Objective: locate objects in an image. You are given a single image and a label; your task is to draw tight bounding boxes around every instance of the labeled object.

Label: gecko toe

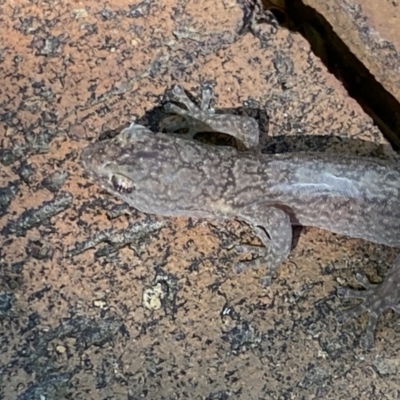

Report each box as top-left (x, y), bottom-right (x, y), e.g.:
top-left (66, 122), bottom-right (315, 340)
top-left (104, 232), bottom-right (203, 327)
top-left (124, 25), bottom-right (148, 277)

top-left (172, 84), bottom-right (184, 95)
top-left (354, 272), bottom-right (377, 290)
top-left (235, 244), bottom-right (266, 255)
top-left (232, 259), bottom-right (262, 274)
top-left (337, 302), bottom-right (368, 323)
top-left (361, 312), bottom-right (379, 349)
top-left (337, 286), bottom-right (370, 300)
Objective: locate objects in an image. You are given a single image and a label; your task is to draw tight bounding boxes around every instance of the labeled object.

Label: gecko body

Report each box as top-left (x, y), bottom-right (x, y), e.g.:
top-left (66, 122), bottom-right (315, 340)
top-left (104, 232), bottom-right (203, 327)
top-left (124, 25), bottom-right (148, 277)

top-left (81, 85), bottom-right (400, 348)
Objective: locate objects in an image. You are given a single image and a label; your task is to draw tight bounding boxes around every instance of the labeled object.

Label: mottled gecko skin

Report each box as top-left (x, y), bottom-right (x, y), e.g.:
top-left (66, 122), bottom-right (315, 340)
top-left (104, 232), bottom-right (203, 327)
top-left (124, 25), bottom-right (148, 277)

top-left (81, 85), bottom-right (400, 348)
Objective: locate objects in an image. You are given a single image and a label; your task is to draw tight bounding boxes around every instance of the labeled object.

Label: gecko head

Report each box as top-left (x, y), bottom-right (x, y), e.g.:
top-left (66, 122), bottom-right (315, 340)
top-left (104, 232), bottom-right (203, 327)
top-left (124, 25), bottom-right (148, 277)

top-left (80, 122), bottom-right (185, 214)
top-left (80, 123), bottom-right (150, 194)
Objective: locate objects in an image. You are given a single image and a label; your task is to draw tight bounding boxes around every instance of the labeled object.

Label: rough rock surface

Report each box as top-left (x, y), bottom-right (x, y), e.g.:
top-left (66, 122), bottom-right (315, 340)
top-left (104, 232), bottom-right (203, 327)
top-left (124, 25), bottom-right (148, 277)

top-left (302, 0), bottom-right (400, 104)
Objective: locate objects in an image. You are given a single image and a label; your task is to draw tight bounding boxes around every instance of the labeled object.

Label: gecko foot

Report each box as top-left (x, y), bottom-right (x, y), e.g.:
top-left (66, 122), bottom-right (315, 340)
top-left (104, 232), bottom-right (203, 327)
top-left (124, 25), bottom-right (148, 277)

top-left (168, 84), bottom-right (214, 112)
top-left (164, 84), bottom-right (260, 150)
top-left (163, 85), bottom-right (215, 139)
top-left (233, 244), bottom-right (281, 287)
top-left (337, 255), bottom-right (400, 348)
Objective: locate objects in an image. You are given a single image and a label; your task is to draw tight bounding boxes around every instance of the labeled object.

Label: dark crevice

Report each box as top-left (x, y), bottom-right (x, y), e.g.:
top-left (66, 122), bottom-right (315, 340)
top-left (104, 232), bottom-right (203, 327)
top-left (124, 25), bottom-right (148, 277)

top-left (262, 0), bottom-right (400, 150)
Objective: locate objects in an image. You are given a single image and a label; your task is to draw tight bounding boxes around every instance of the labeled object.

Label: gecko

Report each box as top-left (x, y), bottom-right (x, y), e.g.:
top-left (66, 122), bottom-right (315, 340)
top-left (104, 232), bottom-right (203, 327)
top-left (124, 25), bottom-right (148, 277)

top-left (81, 84), bottom-right (400, 348)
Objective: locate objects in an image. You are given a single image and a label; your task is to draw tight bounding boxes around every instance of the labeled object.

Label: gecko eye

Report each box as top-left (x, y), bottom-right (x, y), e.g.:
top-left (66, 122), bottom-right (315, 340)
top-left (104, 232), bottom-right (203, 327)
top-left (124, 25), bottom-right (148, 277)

top-left (111, 174), bottom-right (135, 193)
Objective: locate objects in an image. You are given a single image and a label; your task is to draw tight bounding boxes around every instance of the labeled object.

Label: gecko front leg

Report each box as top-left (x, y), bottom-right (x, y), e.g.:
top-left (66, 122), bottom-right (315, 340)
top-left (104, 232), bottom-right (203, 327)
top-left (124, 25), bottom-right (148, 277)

top-left (235, 203), bottom-right (293, 287)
